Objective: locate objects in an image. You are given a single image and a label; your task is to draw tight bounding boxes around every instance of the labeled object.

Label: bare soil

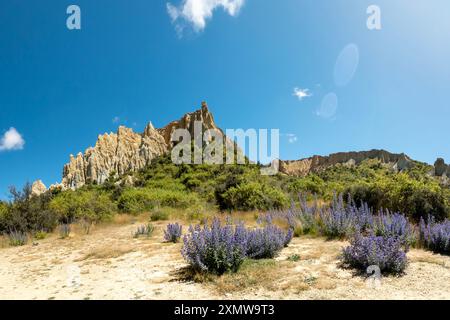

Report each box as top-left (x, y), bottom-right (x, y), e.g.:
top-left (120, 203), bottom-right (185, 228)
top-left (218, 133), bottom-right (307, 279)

top-left (0, 220), bottom-right (449, 300)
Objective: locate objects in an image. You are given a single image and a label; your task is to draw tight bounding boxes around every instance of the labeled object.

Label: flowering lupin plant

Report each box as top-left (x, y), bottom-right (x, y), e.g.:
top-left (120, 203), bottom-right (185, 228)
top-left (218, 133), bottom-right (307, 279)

top-left (342, 234), bottom-right (408, 274)
top-left (420, 217), bottom-right (450, 254)
top-left (320, 195), bottom-right (360, 239)
top-left (181, 218), bottom-right (248, 274)
top-left (164, 223), bottom-right (183, 243)
top-left (246, 224), bottom-right (292, 259)
top-left (373, 211), bottom-right (416, 247)
top-left (181, 217), bottom-right (293, 273)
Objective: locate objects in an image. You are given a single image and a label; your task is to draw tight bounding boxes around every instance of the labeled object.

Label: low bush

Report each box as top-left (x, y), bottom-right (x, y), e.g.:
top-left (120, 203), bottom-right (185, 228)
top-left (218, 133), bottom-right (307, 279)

top-left (1, 185), bottom-right (58, 234)
top-left (118, 188), bottom-right (202, 214)
top-left (246, 224), bottom-right (293, 259)
top-left (182, 218), bottom-right (248, 274)
top-left (117, 188), bottom-right (154, 214)
top-left (221, 182), bottom-right (288, 211)
top-left (287, 254), bottom-right (301, 262)
top-left (50, 189), bottom-right (116, 223)
top-left (150, 209), bottom-right (170, 221)
top-left (419, 217), bottom-right (450, 254)
top-left (345, 174), bottom-right (450, 222)
top-left (8, 230), bottom-right (28, 246)
top-left (342, 234), bottom-right (408, 274)
top-left (134, 223), bottom-right (155, 238)
top-left (34, 231), bottom-right (48, 240)
top-left (164, 223), bottom-right (183, 243)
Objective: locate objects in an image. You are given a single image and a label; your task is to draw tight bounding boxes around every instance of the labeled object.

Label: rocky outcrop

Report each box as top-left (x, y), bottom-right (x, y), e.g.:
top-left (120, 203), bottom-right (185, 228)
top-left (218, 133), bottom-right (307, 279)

top-left (61, 102), bottom-right (219, 190)
top-left (434, 158), bottom-right (450, 178)
top-left (157, 101), bottom-right (221, 147)
top-left (279, 149), bottom-right (414, 177)
top-left (31, 180), bottom-right (47, 197)
top-left (61, 123), bottom-right (168, 189)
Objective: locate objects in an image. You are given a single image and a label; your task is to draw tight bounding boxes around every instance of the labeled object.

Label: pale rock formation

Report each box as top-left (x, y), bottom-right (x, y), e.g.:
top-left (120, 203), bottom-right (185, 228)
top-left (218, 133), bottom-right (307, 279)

top-left (61, 102), bottom-right (220, 190)
top-left (31, 180), bottom-right (47, 197)
top-left (158, 101), bottom-right (221, 147)
top-left (62, 123), bottom-right (167, 189)
top-left (279, 149), bottom-right (414, 177)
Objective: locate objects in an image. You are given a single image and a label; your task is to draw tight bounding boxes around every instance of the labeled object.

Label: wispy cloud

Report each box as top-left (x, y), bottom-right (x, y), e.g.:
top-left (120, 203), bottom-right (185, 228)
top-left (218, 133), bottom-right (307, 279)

top-left (293, 87), bottom-right (312, 101)
top-left (112, 116), bottom-right (120, 124)
top-left (282, 133), bottom-right (298, 144)
top-left (0, 127), bottom-right (25, 151)
top-left (167, 0), bottom-right (245, 35)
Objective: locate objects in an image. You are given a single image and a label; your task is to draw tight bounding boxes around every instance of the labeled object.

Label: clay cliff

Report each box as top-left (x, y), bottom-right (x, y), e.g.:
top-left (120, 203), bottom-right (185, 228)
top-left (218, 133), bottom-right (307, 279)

top-left (60, 102), bottom-right (218, 190)
top-left (279, 150), bottom-right (415, 177)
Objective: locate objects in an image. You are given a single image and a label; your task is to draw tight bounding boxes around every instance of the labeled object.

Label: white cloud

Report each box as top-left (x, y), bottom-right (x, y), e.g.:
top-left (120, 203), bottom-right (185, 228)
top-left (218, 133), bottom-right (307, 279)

top-left (283, 133), bottom-right (298, 144)
top-left (167, 0), bottom-right (245, 34)
top-left (293, 87), bottom-right (312, 101)
top-left (0, 128), bottom-right (25, 151)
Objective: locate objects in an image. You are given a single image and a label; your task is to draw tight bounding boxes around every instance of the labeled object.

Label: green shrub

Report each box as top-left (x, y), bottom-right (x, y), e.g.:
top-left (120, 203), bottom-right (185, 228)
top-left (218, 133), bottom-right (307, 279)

top-left (34, 231), bottom-right (48, 240)
top-left (345, 174), bottom-right (450, 221)
top-left (150, 209), bottom-right (170, 221)
top-left (148, 189), bottom-right (201, 208)
top-left (50, 189), bottom-right (116, 223)
top-left (287, 254), bottom-right (301, 262)
top-left (288, 175), bottom-right (326, 196)
top-left (118, 188), bottom-right (202, 214)
top-left (221, 182), bottom-right (288, 211)
top-left (117, 188), bottom-right (155, 214)
top-left (0, 202), bottom-right (9, 231)
top-left (1, 184), bottom-right (58, 234)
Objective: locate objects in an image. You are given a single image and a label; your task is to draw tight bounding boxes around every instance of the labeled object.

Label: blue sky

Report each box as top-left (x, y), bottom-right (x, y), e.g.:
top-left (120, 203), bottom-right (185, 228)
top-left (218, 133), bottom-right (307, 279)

top-left (1, 0), bottom-right (450, 198)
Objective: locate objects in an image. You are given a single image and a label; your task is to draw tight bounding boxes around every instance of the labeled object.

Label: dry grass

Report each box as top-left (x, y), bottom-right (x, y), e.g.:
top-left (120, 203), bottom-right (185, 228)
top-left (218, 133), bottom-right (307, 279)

top-left (75, 245), bottom-right (135, 262)
top-left (186, 256), bottom-right (339, 296)
top-left (0, 235), bottom-right (9, 248)
top-left (409, 250), bottom-right (450, 269)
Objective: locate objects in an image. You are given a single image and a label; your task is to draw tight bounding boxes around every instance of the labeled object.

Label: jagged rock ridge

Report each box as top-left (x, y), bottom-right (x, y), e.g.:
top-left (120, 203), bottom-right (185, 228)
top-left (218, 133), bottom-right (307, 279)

top-left (279, 149), bottom-right (415, 177)
top-left (60, 102), bottom-right (219, 190)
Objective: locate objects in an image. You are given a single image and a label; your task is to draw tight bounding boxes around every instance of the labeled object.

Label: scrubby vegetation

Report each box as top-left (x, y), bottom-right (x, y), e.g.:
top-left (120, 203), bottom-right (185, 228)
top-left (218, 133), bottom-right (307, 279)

top-left (134, 223), bottom-right (155, 238)
top-left (0, 154), bottom-right (449, 250)
top-left (50, 189), bottom-right (116, 223)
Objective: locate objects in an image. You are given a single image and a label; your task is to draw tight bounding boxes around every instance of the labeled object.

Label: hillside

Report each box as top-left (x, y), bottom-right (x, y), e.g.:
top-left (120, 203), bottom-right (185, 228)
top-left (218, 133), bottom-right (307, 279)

top-left (1, 103), bottom-right (450, 239)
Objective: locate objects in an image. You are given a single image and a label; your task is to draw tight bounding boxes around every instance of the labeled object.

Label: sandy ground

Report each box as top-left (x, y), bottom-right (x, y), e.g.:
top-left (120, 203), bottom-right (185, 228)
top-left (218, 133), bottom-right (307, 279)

top-left (0, 220), bottom-right (449, 300)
